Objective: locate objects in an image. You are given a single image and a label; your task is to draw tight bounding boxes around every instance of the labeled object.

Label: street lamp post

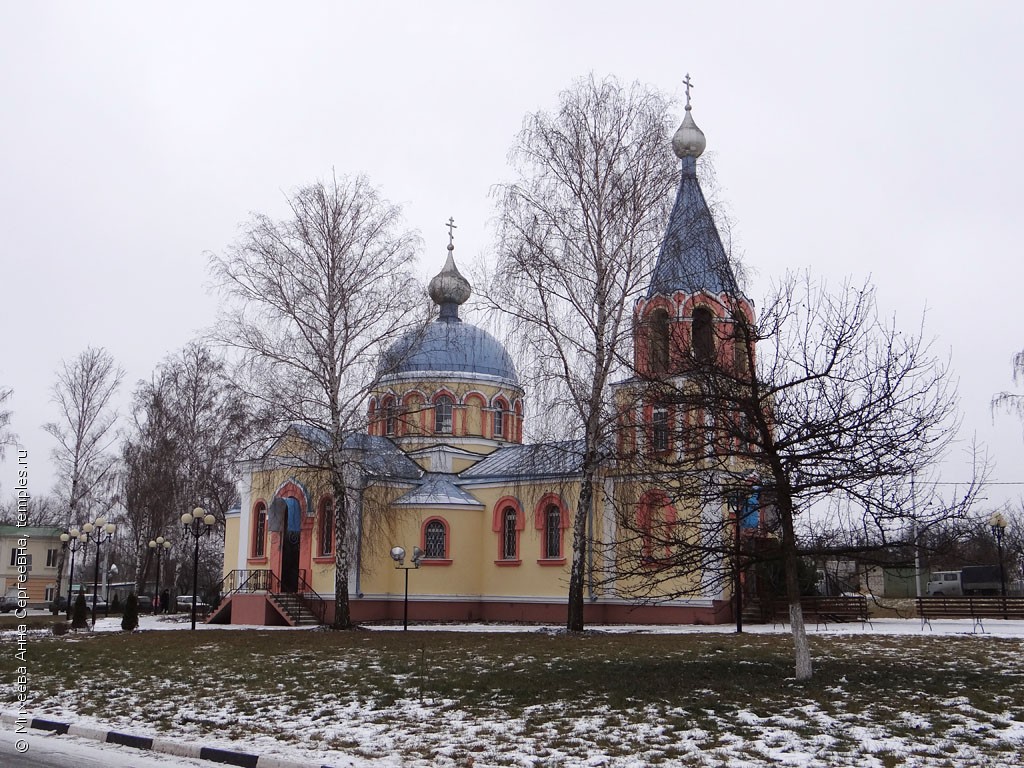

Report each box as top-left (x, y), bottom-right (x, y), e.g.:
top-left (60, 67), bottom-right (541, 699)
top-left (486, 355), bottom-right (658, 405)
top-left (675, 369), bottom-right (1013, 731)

top-left (390, 546), bottom-right (424, 631)
top-left (59, 528), bottom-right (86, 618)
top-left (81, 516), bottom-right (116, 628)
top-left (181, 507), bottom-right (216, 631)
top-left (148, 536), bottom-right (172, 614)
top-left (990, 512), bottom-right (1009, 599)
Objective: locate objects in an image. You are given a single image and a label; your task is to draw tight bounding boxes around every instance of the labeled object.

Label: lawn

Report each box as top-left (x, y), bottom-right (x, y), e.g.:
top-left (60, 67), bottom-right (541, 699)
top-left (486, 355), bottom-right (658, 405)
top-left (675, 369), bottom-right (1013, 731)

top-left (2, 623), bottom-right (1023, 766)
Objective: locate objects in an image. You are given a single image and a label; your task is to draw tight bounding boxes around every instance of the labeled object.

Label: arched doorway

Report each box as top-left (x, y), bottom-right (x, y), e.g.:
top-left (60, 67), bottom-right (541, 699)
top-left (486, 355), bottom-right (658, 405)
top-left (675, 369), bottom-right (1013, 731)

top-left (280, 497), bottom-right (302, 592)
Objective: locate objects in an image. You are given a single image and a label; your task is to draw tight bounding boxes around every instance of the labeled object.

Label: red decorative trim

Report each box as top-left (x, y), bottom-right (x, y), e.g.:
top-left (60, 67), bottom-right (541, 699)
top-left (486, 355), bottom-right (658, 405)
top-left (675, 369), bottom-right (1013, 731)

top-left (537, 558), bottom-right (566, 567)
top-left (312, 556), bottom-right (335, 564)
top-left (421, 559), bottom-right (453, 567)
top-left (246, 557), bottom-right (268, 565)
top-left (494, 559), bottom-right (522, 567)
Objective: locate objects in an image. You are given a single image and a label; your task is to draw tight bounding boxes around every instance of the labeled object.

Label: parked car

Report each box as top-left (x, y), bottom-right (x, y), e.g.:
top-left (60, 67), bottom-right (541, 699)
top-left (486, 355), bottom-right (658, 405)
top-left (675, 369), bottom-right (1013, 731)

top-left (0, 590), bottom-right (21, 613)
top-left (78, 595), bottom-right (108, 612)
top-left (136, 594), bottom-right (154, 612)
top-left (175, 595), bottom-right (210, 613)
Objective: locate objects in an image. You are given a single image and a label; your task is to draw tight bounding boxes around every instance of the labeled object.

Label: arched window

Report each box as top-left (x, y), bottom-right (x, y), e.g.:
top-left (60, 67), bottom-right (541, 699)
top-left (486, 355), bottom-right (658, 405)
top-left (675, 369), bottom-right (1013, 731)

top-left (650, 308), bottom-right (670, 372)
top-left (319, 498), bottom-right (334, 557)
top-left (434, 394), bottom-right (454, 434)
top-left (423, 519), bottom-right (447, 559)
top-left (652, 406), bottom-right (670, 453)
top-left (493, 399), bottom-right (508, 438)
top-left (692, 307), bottom-right (714, 363)
top-left (251, 502), bottom-right (267, 558)
top-left (382, 397), bottom-right (398, 436)
top-left (502, 507), bottom-right (518, 560)
top-left (544, 504), bottom-right (562, 559)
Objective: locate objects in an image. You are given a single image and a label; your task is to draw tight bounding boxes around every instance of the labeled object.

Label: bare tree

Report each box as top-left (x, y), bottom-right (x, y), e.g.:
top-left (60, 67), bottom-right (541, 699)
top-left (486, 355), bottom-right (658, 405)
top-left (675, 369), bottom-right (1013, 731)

top-left (120, 343), bottom-right (253, 594)
top-left (0, 386), bottom-right (14, 462)
top-left (993, 349), bottom-right (1024, 431)
top-left (0, 492), bottom-right (61, 526)
top-left (614, 273), bottom-right (965, 680)
top-left (44, 347), bottom-right (124, 608)
top-left (485, 74), bottom-right (679, 631)
top-left (210, 174), bottom-right (424, 628)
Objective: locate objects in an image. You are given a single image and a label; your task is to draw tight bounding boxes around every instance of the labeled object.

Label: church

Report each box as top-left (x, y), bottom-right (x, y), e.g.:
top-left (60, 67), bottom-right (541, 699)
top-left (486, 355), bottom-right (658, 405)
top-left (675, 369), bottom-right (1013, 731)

top-left (213, 97), bottom-right (761, 627)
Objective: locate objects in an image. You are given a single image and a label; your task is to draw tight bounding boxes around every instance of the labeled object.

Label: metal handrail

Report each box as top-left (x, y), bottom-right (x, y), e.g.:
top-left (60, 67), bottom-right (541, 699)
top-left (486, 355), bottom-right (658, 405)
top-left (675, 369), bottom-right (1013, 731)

top-left (214, 568), bottom-right (327, 624)
top-left (291, 569), bottom-right (328, 624)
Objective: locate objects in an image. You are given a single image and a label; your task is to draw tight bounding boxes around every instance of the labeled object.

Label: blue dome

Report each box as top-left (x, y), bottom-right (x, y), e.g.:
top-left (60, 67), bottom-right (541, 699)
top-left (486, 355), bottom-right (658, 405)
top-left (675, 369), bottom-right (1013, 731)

top-left (380, 319), bottom-right (519, 385)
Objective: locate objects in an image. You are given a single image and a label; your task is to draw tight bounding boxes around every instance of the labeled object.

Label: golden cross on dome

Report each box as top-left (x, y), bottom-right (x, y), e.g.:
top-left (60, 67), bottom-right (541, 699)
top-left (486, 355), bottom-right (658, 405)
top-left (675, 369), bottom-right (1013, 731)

top-left (446, 216), bottom-right (457, 248)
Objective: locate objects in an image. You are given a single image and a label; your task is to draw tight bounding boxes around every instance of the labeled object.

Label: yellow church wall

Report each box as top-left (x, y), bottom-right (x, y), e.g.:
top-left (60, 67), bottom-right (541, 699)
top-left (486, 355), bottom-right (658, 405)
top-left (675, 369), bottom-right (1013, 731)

top-left (360, 504), bottom-right (487, 597)
top-left (223, 513), bottom-right (240, 577)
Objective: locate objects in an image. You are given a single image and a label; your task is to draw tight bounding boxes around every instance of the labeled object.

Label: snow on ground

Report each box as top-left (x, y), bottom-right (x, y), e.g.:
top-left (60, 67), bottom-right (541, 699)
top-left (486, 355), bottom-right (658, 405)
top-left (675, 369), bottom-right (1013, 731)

top-left (65, 610), bottom-right (1024, 638)
top-left (6, 612), bottom-right (1024, 767)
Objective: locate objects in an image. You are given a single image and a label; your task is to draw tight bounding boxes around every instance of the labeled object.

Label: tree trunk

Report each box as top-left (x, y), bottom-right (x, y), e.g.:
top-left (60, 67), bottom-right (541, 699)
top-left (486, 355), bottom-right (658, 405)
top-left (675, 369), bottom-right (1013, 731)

top-left (567, 463), bottom-right (597, 632)
top-left (331, 470), bottom-right (352, 629)
top-left (779, 500), bottom-right (812, 680)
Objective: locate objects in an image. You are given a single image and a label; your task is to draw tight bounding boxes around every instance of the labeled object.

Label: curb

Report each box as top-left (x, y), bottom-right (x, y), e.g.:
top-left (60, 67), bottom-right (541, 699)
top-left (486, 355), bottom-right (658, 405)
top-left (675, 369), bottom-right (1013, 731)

top-left (0, 712), bottom-right (337, 767)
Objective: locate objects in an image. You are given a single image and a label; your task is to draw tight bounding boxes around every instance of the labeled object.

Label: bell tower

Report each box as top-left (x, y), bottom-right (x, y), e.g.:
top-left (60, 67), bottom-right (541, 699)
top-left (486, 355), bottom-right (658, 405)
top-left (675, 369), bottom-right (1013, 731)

top-left (634, 76), bottom-right (753, 379)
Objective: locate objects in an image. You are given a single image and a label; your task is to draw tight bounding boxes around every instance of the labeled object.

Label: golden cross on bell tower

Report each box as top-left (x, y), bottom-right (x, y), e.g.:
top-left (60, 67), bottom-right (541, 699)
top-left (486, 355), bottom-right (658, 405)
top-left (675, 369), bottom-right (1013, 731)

top-left (683, 73), bottom-right (694, 110)
top-left (446, 216), bottom-right (457, 249)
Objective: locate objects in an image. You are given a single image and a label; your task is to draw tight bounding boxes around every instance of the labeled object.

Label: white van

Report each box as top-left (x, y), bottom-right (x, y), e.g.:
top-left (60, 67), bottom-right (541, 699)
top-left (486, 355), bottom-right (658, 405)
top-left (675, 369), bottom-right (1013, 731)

top-left (926, 571), bottom-right (962, 596)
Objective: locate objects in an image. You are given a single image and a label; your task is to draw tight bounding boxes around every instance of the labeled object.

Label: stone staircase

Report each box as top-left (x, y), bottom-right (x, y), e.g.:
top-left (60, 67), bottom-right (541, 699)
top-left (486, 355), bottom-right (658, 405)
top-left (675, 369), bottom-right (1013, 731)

top-left (269, 592), bottom-right (323, 626)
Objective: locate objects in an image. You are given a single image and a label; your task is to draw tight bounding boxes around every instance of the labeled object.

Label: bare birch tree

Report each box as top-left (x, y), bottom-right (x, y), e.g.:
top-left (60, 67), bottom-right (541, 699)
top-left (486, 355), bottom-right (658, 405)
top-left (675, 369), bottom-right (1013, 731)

top-left (210, 174), bottom-right (423, 629)
top-left (614, 273), bottom-right (964, 679)
top-left (484, 74), bottom-right (679, 631)
top-left (44, 346), bottom-right (124, 603)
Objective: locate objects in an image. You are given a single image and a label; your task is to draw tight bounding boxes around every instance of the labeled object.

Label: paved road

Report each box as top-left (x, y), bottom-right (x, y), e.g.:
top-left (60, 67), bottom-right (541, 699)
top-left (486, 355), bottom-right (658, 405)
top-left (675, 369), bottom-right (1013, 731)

top-left (0, 727), bottom-right (208, 767)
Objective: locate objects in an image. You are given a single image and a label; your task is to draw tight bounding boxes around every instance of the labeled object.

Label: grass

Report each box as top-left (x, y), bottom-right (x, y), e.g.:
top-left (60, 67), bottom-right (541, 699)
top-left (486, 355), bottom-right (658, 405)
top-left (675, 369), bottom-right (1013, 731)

top-left (1, 627), bottom-right (1023, 766)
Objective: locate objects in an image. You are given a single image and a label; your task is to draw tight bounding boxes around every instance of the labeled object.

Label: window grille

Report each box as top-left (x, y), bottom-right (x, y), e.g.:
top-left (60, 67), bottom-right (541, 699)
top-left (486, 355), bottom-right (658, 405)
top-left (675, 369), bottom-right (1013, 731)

top-left (545, 505), bottom-right (561, 558)
top-left (253, 505), bottom-right (267, 558)
top-left (424, 520), bottom-right (446, 559)
top-left (502, 507), bottom-right (518, 559)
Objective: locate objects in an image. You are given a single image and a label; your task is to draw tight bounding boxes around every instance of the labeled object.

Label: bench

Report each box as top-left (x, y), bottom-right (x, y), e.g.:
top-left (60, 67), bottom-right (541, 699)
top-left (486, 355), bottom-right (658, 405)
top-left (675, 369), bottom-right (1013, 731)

top-left (769, 595), bottom-right (871, 629)
top-left (917, 596), bottom-right (1024, 633)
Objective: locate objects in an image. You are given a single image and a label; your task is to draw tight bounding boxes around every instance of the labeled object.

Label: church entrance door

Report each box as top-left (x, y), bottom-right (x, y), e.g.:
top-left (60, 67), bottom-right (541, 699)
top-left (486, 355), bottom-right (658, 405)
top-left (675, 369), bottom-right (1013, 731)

top-left (281, 497), bottom-right (301, 593)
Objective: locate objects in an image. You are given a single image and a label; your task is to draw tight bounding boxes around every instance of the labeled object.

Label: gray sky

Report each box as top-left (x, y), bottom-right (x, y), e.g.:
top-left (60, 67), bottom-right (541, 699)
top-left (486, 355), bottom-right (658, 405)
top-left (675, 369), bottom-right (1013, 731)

top-left (2, 1), bottom-right (1022, 513)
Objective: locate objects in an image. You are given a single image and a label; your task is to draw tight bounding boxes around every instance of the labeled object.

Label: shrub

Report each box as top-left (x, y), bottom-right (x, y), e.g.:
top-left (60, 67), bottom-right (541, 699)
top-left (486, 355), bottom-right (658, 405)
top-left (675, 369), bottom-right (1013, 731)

top-left (121, 592), bottom-right (139, 632)
top-left (51, 621), bottom-right (70, 636)
top-left (111, 593), bottom-right (121, 613)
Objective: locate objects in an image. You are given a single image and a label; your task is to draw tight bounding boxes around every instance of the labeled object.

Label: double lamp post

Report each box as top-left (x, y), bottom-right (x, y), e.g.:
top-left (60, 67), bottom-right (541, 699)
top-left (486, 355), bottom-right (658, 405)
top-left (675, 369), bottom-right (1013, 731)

top-left (181, 507), bottom-right (216, 631)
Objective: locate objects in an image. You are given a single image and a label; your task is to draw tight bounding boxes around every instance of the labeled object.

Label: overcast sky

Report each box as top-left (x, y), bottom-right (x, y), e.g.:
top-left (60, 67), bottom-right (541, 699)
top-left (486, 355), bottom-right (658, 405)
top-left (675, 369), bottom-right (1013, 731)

top-left (2, 1), bottom-right (1023, 514)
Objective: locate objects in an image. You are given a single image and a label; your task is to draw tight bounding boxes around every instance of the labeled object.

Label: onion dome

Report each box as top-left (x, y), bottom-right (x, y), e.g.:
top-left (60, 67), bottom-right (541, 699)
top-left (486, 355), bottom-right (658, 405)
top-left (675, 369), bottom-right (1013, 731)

top-left (672, 108), bottom-right (707, 159)
top-left (428, 246), bottom-right (471, 321)
top-left (379, 219), bottom-right (519, 385)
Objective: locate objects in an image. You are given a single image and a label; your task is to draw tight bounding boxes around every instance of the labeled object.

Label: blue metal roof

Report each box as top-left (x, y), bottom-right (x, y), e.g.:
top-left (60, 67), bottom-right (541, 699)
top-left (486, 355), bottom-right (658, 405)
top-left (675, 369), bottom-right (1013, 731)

top-left (647, 157), bottom-right (739, 298)
top-left (380, 318), bottom-right (519, 385)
